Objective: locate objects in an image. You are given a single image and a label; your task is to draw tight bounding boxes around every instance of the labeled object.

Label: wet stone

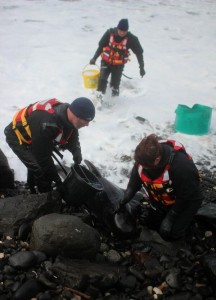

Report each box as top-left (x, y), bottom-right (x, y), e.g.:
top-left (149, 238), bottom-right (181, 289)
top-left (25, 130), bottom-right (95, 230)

top-left (9, 251), bottom-right (37, 269)
top-left (119, 274), bottom-right (137, 290)
top-left (12, 278), bottom-right (43, 300)
top-left (0, 167), bottom-right (215, 299)
top-left (165, 268), bottom-right (181, 289)
top-left (106, 249), bottom-right (121, 263)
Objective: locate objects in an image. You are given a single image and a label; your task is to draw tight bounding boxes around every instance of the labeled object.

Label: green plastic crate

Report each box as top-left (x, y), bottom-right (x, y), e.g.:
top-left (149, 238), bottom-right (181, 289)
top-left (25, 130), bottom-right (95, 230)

top-left (174, 104), bottom-right (212, 135)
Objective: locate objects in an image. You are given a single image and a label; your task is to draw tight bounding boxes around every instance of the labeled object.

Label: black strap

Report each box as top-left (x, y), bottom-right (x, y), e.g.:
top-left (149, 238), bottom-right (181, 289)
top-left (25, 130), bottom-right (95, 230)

top-left (167, 150), bottom-right (176, 166)
top-left (53, 146), bottom-right (63, 159)
top-left (51, 152), bottom-right (67, 176)
top-left (122, 73), bottom-right (132, 79)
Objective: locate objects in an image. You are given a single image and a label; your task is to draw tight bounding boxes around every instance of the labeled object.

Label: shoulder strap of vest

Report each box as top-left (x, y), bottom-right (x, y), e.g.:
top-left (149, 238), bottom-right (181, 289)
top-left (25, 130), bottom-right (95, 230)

top-left (12, 106), bottom-right (32, 144)
top-left (162, 140), bottom-right (191, 166)
top-left (167, 150), bottom-right (176, 166)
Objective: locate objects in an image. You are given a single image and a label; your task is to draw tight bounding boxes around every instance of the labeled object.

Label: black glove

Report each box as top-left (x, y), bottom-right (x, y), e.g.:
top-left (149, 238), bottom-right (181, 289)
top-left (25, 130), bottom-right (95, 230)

top-left (114, 200), bottom-right (126, 214)
top-left (115, 189), bottom-right (132, 213)
top-left (73, 149), bottom-right (82, 165)
top-left (55, 179), bottom-right (66, 200)
top-left (140, 66), bottom-right (146, 78)
top-left (159, 209), bottom-right (177, 241)
top-left (89, 58), bottom-right (96, 65)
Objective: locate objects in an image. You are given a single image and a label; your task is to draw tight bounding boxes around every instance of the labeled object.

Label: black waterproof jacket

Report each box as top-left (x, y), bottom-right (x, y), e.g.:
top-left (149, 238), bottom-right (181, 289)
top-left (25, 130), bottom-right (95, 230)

top-left (5, 103), bottom-right (81, 185)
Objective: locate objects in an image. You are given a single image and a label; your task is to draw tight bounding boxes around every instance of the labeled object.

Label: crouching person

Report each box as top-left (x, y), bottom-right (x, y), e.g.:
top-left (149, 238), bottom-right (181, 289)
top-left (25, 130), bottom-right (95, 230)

top-left (118, 134), bottom-right (203, 241)
top-left (4, 97), bottom-right (95, 195)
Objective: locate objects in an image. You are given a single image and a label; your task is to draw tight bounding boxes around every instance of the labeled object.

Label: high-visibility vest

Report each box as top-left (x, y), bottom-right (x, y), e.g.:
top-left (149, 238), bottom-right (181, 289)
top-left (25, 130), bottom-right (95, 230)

top-left (137, 140), bottom-right (192, 206)
top-left (101, 33), bottom-right (130, 65)
top-left (12, 98), bottom-right (73, 145)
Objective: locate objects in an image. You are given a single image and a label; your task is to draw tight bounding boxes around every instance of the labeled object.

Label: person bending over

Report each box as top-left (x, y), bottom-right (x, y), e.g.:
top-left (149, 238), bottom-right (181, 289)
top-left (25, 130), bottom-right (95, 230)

top-left (118, 134), bottom-right (203, 241)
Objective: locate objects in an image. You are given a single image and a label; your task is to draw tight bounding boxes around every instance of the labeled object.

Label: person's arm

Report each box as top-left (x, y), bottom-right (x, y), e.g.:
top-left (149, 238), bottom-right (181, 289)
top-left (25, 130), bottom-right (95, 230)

top-left (65, 130), bottom-right (82, 165)
top-left (90, 29), bottom-right (111, 64)
top-left (123, 163), bottom-right (143, 204)
top-left (128, 33), bottom-right (145, 77)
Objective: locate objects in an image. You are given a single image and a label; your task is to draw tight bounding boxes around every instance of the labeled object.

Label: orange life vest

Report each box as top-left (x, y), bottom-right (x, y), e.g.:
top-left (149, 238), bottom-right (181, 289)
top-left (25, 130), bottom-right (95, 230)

top-left (137, 140), bottom-right (192, 206)
top-left (101, 33), bottom-right (130, 65)
top-left (12, 98), bottom-right (73, 145)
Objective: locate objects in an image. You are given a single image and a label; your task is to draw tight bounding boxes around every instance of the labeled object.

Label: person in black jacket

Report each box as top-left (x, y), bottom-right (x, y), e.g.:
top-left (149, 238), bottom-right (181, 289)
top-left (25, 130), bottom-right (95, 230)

top-left (4, 97), bottom-right (95, 194)
top-left (118, 134), bottom-right (203, 241)
top-left (89, 19), bottom-right (145, 98)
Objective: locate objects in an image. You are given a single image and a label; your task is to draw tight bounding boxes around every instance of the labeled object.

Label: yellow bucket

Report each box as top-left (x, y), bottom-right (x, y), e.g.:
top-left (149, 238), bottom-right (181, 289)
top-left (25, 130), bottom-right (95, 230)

top-left (82, 64), bottom-right (100, 89)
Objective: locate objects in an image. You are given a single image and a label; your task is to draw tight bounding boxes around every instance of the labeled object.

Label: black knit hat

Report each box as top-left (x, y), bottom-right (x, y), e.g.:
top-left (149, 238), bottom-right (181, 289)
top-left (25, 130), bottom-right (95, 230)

top-left (69, 97), bottom-right (95, 121)
top-left (117, 19), bottom-right (129, 31)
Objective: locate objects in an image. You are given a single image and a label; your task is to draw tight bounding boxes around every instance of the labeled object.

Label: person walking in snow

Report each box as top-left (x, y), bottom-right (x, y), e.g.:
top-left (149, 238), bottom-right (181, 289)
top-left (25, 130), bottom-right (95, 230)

top-left (89, 19), bottom-right (145, 99)
top-left (117, 134), bottom-right (203, 241)
top-left (4, 97), bottom-right (95, 194)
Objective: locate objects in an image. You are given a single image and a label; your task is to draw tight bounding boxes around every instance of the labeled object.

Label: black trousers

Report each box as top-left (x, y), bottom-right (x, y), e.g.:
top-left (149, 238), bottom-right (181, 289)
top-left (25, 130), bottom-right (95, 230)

top-left (4, 124), bottom-right (52, 193)
top-left (97, 60), bottom-right (124, 94)
top-left (145, 198), bottom-right (202, 241)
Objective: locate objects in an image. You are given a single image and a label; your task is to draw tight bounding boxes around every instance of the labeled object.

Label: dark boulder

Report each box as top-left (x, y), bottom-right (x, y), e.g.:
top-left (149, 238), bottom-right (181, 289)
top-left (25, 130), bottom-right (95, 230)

top-left (51, 256), bottom-right (123, 290)
top-left (30, 213), bottom-right (101, 259)
top-left (0, 148), bottom-right (15, 190)
top-left (196, 203), bottom-right (216, 229)
top-left (0, 191), bottom-right (61, 236)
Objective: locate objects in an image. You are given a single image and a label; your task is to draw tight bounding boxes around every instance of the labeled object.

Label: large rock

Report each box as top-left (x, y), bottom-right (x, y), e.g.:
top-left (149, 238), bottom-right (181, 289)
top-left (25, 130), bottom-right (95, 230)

top-left (196, 203), bottom-right (216, 229)
top-left (0, 148), bottom-right (15, 189)
top-left (0, 191), bottom-right (61, 236)
top-left (51, 256), bottom-right (123, 289)
top-left (201, 253), bottom-right (216, 288)
top-left (30, 213), bottom-right (100, 259)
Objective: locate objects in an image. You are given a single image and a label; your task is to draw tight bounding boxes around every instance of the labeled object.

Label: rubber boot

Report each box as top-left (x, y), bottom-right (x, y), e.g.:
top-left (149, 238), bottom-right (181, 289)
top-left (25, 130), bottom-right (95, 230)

top-left (112, 88), bottom-right (119, 97)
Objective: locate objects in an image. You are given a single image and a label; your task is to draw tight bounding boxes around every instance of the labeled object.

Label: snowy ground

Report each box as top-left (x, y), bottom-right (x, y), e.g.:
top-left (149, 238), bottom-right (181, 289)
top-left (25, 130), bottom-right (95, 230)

top-left (0, 0), bottom-right (215, 187)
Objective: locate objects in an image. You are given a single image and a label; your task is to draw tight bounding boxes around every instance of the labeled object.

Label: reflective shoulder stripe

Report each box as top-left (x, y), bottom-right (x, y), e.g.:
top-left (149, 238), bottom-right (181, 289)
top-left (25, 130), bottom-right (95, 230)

top-left (138, 164), bottom-right (143, 177)
top-left (12, 110), bottom-right (20, 130)
top-left (109, 34), bottom-right (114, 43)
top-left (32, 102), bottom-right (39, 112)
top-left (122, 37), bottom-right (128, 46)
top-left (55, 132), bottom-right (63, 142)
top-left (103, 52), bottom-right (110, 58)
top-left (163, 169), bottom-right (170, 181)
top-left (44, 102), bottom-right (52, 111)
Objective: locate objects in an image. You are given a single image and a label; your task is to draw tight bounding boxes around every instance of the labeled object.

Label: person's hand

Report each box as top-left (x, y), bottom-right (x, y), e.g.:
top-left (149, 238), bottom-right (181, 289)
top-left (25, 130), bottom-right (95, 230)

top-left (73, 149), bottom-right (82, 165)
top-left (159, 210), bottom-right (177, 241)
top-left (89, 58), bottom-right (96, 65)
top-left (114, 190), bottom-right (132, 213)
top-left (55, 180), bottom-right (66, 200)
top-left (114, 199), bottom-right (126, 214)
top-left (140, 66), bottom-right (146, 78)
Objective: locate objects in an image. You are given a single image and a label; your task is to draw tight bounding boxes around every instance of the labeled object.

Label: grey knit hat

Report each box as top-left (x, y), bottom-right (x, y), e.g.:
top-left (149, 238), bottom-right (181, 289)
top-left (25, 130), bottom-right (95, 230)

top-left (69, 97), bottom-right (95, 121)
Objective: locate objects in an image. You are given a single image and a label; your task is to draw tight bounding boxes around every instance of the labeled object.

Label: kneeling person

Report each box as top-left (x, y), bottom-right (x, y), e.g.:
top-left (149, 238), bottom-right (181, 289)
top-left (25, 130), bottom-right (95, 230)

top-left (119, 134), bottom-right (203, 241)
